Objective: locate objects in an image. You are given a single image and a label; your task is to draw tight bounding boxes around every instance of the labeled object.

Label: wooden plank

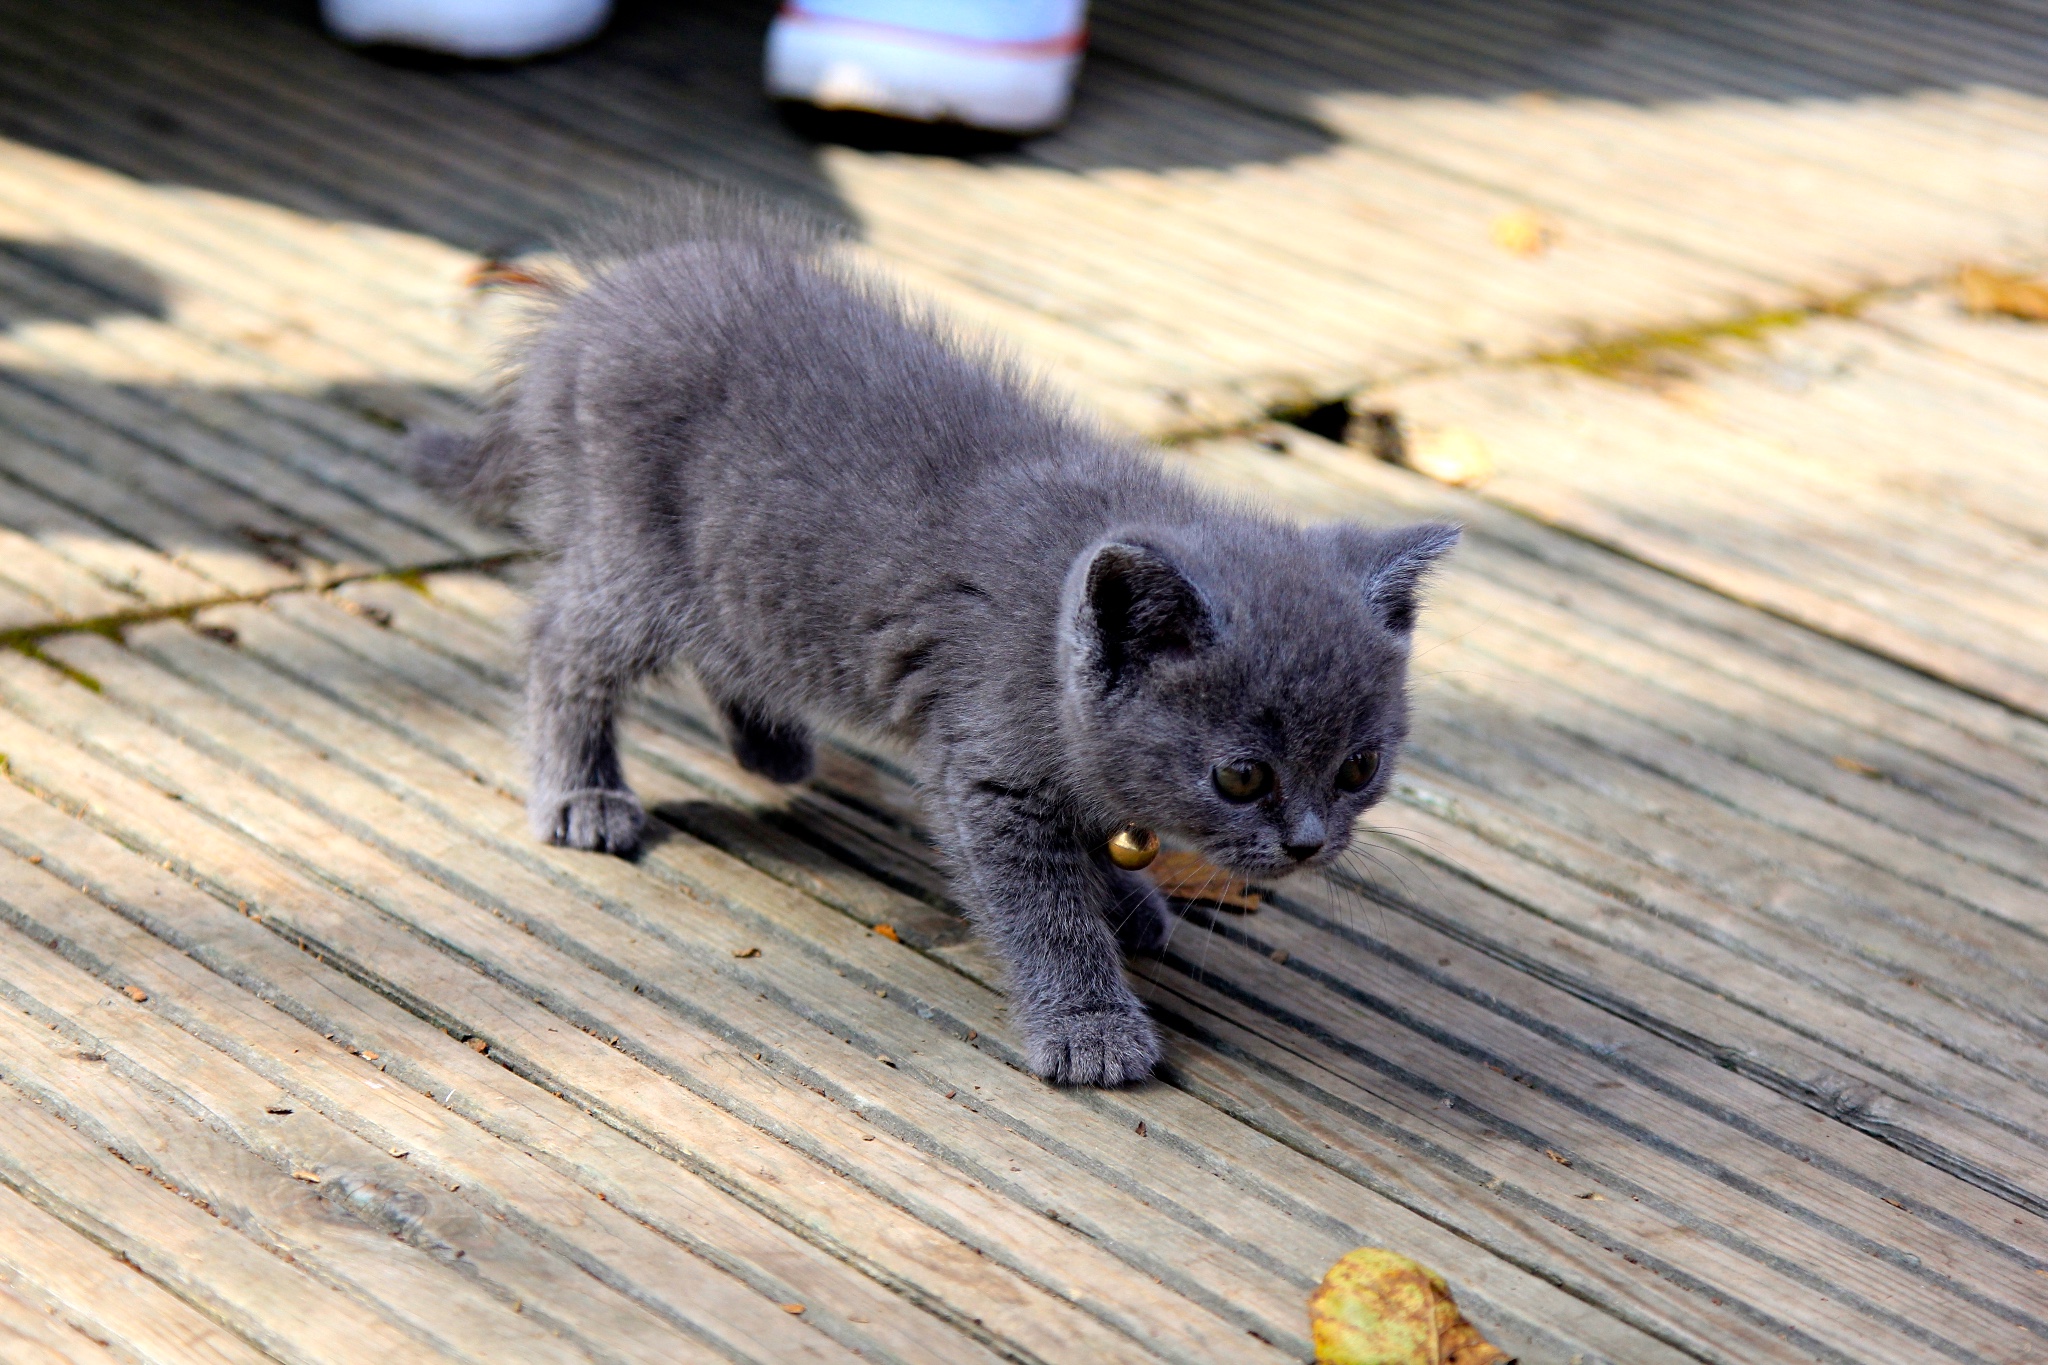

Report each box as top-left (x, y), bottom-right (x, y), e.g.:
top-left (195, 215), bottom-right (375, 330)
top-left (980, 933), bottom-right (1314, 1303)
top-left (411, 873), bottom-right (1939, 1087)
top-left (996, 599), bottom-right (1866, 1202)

top-left (1356, 364), bottom-right (2048, 713)
top-left (1183, 429), bottom-right (2048, 770)
top-left (0, 893), bottom-right (736, 1365)
top-left (12, 0), bottom-right (2034, 436)
top-left (0, 663), bottom-right (1175, 1365)
top-left (0, 479), bottom-right (146, 623)
top-left (1427, 569), bottom-right (2048, 856)
top-left (1174, 437), bottom-right (2048, 1140)
top-left (4, 0), bottom-right (2048, 447)
top-left (347, 558), bottom-right (2048, 1155)
top-left (104, 598), bottom-right (1942, 1362)
top-left (293, 566), bottom-right (2048, 1155)
top-left (0, 3), bottom-right (2042, 1359)
top-left (0, 1276), bottom-right (119, 1365)
top-left (0, 763), bottom-right (1004, 1365)
top-left (176, 601), bottom-right (2048, 1358)
top-left (0, 429), bottom-right (298, 603)
top-left (0, 1180), bottom-right (271, 1365)
top-left (0, 1080), bottom-right (434, 1363)
top-left (79, 607), bottom-right (1702, 1364)
top-left (1140, 902), bottom-right (2048, 1357)
top-left (0, 946), bottom-right (604, 1365)
top-left (356, 539), bottom-right (2048, 1175)
top-left (1397, 728), bottom-right (2048, 1135)
top-left (0, 372), bottom-right (460, 574)
top-left (15, 627), bottom-right (1328, 1363)
top-left (0, 375), bottom-right (377, 586)
top-left (1095, 0), bottom-right (2048, 260)
top-left (0, 137), bottom-right (481, 395)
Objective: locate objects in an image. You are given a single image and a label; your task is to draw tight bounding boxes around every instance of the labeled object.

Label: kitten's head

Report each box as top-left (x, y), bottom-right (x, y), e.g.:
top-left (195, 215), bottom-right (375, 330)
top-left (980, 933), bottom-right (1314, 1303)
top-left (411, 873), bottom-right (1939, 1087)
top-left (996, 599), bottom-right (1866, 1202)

top-left (1058, 518), bottom-right (1459, 879)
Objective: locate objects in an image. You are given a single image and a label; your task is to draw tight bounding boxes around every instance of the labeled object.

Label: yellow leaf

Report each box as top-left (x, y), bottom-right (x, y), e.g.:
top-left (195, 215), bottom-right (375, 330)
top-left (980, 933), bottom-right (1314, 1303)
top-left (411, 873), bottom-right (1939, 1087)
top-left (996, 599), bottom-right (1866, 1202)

top-left (1310, 1248), bottom-right (1512, 1365)
top-left (1957, 264), bottom-right (2048, 321)
top-left (1146, 849), bottom-right (1262, 912)
top-left (1488, 208), bottom-right (1555, 258)
top-left (1404, 426), bottom-right (1495, 488)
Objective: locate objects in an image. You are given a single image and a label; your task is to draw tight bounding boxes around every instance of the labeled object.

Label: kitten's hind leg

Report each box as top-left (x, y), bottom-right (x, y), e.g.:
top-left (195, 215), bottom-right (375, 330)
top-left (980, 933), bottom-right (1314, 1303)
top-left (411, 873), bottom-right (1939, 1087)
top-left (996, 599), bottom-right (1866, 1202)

top-left (717, 698), bottom-right (815, 784)
top-left (525, 570), bottom-right (661, 855)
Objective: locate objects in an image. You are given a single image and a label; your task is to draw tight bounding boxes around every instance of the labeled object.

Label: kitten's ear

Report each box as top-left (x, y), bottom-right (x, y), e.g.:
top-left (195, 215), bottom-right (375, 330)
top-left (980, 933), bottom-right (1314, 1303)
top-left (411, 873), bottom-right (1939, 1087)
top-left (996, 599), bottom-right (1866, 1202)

top-left (1073, 539), bottom-right (1217, 687)
top-left (1346, 522), bottom-right (1462, 633)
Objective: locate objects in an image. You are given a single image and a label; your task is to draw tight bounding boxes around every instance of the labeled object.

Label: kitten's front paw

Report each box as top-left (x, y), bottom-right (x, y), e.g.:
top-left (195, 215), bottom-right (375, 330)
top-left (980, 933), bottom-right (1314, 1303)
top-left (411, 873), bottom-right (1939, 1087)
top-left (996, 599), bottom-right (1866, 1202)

top-left (1027, 1004), bottom-right (1162, 1087)
top-left (534, 787), bottom-right (645, 856)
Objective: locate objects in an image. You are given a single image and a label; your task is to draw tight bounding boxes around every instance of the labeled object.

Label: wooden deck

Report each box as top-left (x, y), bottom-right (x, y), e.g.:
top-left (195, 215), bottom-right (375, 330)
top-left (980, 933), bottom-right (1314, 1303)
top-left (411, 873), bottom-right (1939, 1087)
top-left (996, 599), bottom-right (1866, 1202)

top-left (0, 0), bottom-right (2042, 1361)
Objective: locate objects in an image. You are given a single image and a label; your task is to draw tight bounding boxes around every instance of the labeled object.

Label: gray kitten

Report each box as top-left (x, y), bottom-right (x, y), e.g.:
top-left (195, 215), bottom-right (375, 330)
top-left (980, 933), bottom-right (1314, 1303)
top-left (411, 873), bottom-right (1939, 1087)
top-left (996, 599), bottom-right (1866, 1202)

top-left (411, 219), bottom-right (1457, 1087)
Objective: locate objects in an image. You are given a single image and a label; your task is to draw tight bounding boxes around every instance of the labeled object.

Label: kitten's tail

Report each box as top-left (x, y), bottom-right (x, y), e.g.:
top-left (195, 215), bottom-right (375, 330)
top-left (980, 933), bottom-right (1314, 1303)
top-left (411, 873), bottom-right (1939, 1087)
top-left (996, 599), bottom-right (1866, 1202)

top-left (405, 410), bottom-right (526, 526)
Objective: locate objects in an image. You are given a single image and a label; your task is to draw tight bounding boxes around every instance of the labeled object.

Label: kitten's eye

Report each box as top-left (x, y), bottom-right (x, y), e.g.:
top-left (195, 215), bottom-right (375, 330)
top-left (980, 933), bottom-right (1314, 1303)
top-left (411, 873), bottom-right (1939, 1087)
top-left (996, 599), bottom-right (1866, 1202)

top-left (1335, 749), bottom-right (1380, 793)
top-left (1212, 761), bottom-right (1275, 804)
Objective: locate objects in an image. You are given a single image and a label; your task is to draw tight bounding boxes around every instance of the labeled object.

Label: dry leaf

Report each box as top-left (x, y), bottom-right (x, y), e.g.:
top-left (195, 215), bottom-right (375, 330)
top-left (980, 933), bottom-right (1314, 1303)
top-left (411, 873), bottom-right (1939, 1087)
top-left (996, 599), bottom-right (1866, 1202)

top-left (1489, 208), bottom-right (1555, 258)
top-left (1403, 427), bottom-right (1495, 488)
top-left (1147, 850), bottom-right (1262, 911)
top-left (122, 985), bottom-right (148, 1003)
top-left (1310, 1248), bottom-right (1512, 1365)
top-left (467, 1037), bottom-right (488, 1053)
top-left (872, 923), bottom-right (901, 942)
top-left (732, 946), bottom-right (761, 958)
top-left (332, 597), bottom-right (393, 627)
top-left (1957, 265), bottom-right (2048, 321)
top-left (466, 257), bottom-right (567, 294)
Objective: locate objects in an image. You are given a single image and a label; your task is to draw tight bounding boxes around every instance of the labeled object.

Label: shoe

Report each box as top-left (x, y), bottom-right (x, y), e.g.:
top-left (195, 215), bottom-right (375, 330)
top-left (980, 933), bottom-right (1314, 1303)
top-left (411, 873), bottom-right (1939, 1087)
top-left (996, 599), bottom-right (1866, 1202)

top-left (322, 0), bottom-right (612, 59)
top-left (766, 0), bottom-right (1087, 135)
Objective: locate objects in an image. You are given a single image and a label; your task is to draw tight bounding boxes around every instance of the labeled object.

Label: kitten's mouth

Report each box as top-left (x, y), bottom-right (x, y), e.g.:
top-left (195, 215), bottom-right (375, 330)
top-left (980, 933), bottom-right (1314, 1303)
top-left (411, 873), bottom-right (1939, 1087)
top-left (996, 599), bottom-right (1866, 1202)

top-left (1208, 852), bottom-right (1318, 882)
top-left (1163, 836), bottom-right (1344, 884)
top-left (1252, 859), bottom-right (1320, 880)
top-left (1231, 844), bottom-right (1345, 880)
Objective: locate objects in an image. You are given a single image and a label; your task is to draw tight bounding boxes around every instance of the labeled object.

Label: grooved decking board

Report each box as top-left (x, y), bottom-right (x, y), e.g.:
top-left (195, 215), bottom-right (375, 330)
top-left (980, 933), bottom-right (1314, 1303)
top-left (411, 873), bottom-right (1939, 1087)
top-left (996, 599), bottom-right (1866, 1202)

top-left (1355, 295), bottom-right (2048, 719)
top-left (0, 532), bottom-right (2030, 1362)
top-left (0, 0), bottom-right (2043, 1361)
top-left (4, 0), bottom-right (2048, 434)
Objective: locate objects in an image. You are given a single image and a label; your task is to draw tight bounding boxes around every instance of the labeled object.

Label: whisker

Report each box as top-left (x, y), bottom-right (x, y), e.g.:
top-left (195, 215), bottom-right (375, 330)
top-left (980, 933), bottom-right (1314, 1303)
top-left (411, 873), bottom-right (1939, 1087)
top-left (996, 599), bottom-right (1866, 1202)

top-left (1330, 848), bottom-right (1398, 943)
top-left (1335, 837), bottom-right (1422, 908)
top-left (1186, 866), bottom-right (1229, 986)
top-left (1360, 807), bottom-right (1479, 881)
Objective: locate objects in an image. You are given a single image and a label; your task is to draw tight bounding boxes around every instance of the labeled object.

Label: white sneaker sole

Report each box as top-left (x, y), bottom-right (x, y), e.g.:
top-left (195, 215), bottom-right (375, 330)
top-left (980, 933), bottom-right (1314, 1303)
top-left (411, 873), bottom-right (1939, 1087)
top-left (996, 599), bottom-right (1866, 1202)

top-left (322, 0), bottom-right (611, 59)
top-left (766, 10), bottom-right (1082, 134)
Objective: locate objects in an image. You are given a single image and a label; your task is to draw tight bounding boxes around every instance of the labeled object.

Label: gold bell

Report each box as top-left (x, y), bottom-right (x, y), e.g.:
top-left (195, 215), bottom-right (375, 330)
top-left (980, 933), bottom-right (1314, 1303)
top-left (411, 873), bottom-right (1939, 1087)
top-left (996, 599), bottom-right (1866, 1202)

top-left (1107, 824), bottom-right (1160, 871)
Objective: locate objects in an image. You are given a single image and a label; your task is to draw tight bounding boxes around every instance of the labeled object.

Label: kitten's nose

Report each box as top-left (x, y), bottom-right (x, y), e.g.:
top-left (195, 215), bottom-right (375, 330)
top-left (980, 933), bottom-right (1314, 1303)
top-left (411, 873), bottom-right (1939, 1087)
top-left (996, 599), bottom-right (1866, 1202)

top-left (1283, 810), bottom-right (1326, 862)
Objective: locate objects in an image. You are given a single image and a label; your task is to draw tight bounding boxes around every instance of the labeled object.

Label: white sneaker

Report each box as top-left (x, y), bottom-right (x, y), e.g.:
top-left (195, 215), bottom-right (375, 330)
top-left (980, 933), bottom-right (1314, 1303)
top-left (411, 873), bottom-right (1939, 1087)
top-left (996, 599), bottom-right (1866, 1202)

top-left (766, 0), bottom-right (1088, 135)
top-left (322, 0), bottom-right (612, 59)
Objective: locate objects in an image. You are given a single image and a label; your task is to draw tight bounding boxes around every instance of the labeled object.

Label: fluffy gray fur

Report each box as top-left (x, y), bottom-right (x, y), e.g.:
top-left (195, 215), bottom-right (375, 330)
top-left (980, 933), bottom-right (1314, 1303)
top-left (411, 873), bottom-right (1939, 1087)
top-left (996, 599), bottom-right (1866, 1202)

top-left (411, 217), bottom-right (1458, 1087)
